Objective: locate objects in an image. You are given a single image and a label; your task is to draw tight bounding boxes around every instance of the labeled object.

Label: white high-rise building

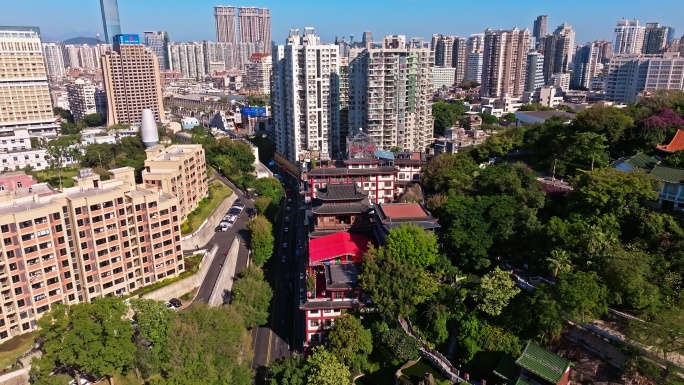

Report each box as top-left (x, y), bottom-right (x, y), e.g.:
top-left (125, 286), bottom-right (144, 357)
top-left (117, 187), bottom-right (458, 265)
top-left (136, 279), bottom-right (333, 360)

top-left (272, 28), bottom-right (340, 162)
top-left (432, 34), bottom-right (455, 67)
top-left (0, 26), bottom-right (58, 136)
top-left (66, 78), bottom-right (107, 121)
top-left (466, 34), bottom-right (485, 83)
top-left (238, 6), bottom-right (271, 53)
top-left (61, 44), bottom-right (101, 69)
top-left (525, 51), bottom-right (545, 92)
top-left (605, 53), bottom-right (684, 103)
top-left (481, 28), bottom-right (531, 97)
top-left (348, 35), bottom-right (434, 152)
top-left (613, 19), bottom-right (645, 54)
top-left (168, 42), bottom-right (206, 80)
top-left (42, 42), bottom-right (66, 79)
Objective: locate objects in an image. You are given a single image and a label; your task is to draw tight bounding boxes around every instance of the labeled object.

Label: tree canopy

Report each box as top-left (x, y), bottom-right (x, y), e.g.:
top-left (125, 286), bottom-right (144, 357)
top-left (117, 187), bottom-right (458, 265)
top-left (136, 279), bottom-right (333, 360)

top-left (327, 314), bottom-right (372, 371)
top-left (247, 216), bottom-right (274, 266)
top-left (473, 267), bottom-right (521, 316)
top-left (384, 223), bottom-right (440, 269)
top-left (231, 266), bottom-right (273, 328)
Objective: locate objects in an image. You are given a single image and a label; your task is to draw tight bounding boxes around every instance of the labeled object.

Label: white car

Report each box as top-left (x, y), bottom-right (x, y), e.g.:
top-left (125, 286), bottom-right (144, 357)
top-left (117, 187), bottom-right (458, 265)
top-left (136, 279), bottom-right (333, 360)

top-left (283, 242), bottom-right (288, 249)
top-left (284, 227), bottom-right (289, 233)
top-left (281, 254), bottom-right (286, 262)
top-left (286, 206), bottom-right (291, 212)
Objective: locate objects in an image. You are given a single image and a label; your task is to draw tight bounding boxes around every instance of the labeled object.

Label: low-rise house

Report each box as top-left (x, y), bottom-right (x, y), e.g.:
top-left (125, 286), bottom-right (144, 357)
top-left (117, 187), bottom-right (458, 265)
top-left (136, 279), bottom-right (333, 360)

top-left (310, 183), bottom-right (372, 239)
top-left (372, 202), bottom-right (440, 245)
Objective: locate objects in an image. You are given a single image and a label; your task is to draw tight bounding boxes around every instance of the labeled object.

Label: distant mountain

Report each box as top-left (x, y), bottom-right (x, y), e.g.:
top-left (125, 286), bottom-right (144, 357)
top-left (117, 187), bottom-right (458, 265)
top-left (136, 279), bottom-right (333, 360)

top-left (62, 36), bottom-right (100, 45)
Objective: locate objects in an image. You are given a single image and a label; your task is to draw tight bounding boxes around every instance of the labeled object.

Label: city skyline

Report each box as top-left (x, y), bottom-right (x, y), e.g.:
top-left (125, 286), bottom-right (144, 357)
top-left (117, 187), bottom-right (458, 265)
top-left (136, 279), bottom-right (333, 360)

top-left (2, 0), bottom-right (682, 45)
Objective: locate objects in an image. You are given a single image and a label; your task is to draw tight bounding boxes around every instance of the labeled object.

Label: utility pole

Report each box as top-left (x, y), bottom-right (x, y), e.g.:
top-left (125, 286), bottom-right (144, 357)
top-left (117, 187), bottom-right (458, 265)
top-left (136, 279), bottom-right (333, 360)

top-left (591, 157), bottom-right (594, 171)
top-left (551, 159), bottom-right (557, 184)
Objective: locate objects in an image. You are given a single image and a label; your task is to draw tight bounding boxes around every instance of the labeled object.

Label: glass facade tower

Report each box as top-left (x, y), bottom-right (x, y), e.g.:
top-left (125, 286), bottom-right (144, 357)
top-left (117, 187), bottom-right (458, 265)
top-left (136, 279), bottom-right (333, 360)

top-left (100, 0), bottom-right (121, 44)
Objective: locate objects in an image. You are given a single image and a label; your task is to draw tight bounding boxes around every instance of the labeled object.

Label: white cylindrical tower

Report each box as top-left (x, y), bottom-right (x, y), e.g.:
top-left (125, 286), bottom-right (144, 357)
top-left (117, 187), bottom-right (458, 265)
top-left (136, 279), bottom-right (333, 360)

top-left (140, 109), bottom-right (159, 147)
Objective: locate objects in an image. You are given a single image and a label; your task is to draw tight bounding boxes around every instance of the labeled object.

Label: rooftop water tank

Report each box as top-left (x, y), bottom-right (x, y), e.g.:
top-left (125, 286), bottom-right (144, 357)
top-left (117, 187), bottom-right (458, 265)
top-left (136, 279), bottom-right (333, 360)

top-left (140, 109), bottom-right (159, 148)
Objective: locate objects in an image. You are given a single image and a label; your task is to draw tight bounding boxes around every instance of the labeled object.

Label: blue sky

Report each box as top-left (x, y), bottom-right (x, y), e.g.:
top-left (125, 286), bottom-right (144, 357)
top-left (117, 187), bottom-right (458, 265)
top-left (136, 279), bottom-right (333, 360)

top-left (1, 0), bottom-right (682, 44)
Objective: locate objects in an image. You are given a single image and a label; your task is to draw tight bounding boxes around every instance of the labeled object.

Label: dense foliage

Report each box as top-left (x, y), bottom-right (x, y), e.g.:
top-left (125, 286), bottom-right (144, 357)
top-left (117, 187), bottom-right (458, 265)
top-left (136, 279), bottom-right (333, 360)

top-left (247, 216), bottom-right (275, 266)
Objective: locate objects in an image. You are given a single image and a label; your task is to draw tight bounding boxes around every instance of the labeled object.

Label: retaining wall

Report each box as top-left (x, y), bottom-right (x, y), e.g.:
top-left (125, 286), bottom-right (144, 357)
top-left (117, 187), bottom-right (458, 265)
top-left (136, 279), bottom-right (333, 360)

top-left (141, 244), bottom-right (219, 302)
top-left (208, 238), bottom-right (240, 306)
top-left (181, 193), bottom-right (237, 250)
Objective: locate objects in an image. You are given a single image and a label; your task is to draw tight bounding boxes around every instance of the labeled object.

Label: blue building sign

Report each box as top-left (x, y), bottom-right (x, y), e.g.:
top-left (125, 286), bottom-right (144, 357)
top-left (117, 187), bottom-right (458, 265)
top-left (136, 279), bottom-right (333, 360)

top-left (241, 106), bottom-right (267, 117)
top-left (113, 34), bottom-right (140, 45)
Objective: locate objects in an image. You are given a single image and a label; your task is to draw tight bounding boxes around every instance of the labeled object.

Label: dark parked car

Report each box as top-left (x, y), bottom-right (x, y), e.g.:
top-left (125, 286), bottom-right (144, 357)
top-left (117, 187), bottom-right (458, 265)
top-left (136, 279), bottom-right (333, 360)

top-left (169, 298), bottom-right (182, 308)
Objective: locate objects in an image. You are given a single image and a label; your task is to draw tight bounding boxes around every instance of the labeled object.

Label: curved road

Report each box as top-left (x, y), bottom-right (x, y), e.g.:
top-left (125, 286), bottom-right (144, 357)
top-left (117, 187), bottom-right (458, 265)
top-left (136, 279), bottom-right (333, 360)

top-left (189, 174), bottom-right (298, 380)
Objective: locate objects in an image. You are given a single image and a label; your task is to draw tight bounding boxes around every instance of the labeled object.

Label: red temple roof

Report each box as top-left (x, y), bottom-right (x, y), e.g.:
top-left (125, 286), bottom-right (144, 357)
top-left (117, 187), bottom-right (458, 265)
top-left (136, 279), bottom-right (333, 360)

top-left (308, 232), bottom-right (370, 265)
top-left (657, 129), bottom-right (684, 153)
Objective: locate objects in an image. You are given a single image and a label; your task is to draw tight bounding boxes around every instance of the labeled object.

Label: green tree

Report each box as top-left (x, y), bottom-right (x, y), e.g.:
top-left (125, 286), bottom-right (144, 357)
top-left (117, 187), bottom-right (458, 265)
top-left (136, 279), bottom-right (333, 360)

top-left (479, 113), bottom-right (500, 124)
top-left (247, 216), bottom-right (274, 266)
top-left (253, 196), bottom-right (272, 215)
top-left (83, 113), bottom-right (104, 127)
top-left (53, 107), bottom-right (74, 122)
top-left (32, 298), bottom-right (136, 385)
top-left (267, 354), bottom-right (308, 385)
top-left (384, 223), bottom-right (439, 269)
top-left (502, 112), bottom-right (517, 123)
top-left (306, 347), bottom-right (351, 385)
top-left (570, 168), bottom-right (659, 217)
top-left (628, 306), bottom-right (684, 360)
top-left (422, 153), bottom-right (479, 194)
top-left (247, 94), bottom-right (269, 107)
top-left (473, 267), bottom-right (521, 316)
top-left (164, 304), bottom-right (253, 384)
top-left (432, 100), bottom-right (465, 135)
top-left (556, 271), bottom-right (608, 322)
top-left (663, 150), bottom-right (684, 167)
top-left (359, 245), bottom-right (438, 317)
top-left (570, 105), bottom-right (634, 145)
top-left (457, 314), bottom-right (522, 363)
top-left (231, 266), bottom-right (273, 328)
top-left (372, 322), bottom-right (420, 366)
top-left (60, 122), bottom-right (81, 135)
top-left (529, 285), bottom-right (565, 344)
top-left (327, 314), bottom-right (372, 371)
top-left (130, 299), bottom-right (176, 376)
top-left (546, 249), bottom-right (572, 278)
top-left (599, 248), bottom-right (660, 311)
top-left (251, 177), bottom-right (284, 203)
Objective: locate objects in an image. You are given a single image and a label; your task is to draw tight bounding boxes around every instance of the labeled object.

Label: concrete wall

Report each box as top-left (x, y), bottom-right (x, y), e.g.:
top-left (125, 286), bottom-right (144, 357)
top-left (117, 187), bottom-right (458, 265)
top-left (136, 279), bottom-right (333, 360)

top-left (181, 193), bottom-right (237, 250)
top-left (209, 238), bottom-right (239, 306)
top-left (142, 244), bottom-right (219, 301)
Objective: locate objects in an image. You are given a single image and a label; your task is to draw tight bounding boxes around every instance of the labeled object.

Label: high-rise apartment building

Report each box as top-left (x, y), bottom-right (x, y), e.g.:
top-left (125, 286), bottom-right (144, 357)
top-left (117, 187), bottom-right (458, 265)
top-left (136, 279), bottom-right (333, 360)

top-left (142, 144), bottom-right (207, 221)
top-left (533, 15), bottom-right (548, 41)
top-left (525, 51), bottom-right (545, 92)
top-left (42, 42), bottom-right (66, 79)
top-left (362, 31), bottom-right (373, 49)
top-left (202, 40), bottom-right (264, 72)
top-left (100, 34), bottom-right (164, 126)
top-left (61, 44), bottom-right (103, 70)
top-left (542, 23), bottom-right (575, 84)
top-left (0, 26), bottom-right (57, 136)
top-left (238, 7), bottom-right (271, 53)
top-left (432, 34), bottom-right (455, 67)
top-left (605, 53), bottom-right (684, 103)
top-left (215, 6), bottom-right (238, 44)
top-left (99, 0), bottom-right (121, 44)
top-left (66, 79), bottom-right (107, 122)
top-left (144, 31), bottom-right (170, 70)
top-left (453, 37), bottom-right (468, 84)
top-left (642, 23), bottom-right (669, 54)
top-left (0, 167), bottom-right (185, 342)
top-left (465, 34), bottom-right (485, 83)
top-left (480, 28), bottom-right (531, 98)
top-left (272, 28), bottom-right (340, 162)
top-left (613, 19), bottom-right (645, 54)
top-left (349, 35), bottom-right (434, 152)
top-left (168, 42), bottom-right (206, 80)
top-left (571, 42), bottom-right (602, 89)
top-left (244, 53), bottom-right (271, 94)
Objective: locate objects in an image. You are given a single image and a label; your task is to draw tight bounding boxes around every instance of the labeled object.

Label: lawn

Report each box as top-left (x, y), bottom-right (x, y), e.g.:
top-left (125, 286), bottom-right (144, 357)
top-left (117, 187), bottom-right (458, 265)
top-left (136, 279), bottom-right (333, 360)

top-left (0, 331), bottom-right (36, 369)
top-left (31, 168), bottom-right (79, 188)
top-left (181, 181), bottom-right (233, 235)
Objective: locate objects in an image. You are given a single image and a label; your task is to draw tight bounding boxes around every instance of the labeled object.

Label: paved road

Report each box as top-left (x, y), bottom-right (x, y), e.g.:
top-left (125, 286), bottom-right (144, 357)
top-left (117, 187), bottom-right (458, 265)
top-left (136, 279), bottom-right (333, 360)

top-left (194, 175), bottom-right (253, 303)
top-left (252, 174), bottom-right (302, 382)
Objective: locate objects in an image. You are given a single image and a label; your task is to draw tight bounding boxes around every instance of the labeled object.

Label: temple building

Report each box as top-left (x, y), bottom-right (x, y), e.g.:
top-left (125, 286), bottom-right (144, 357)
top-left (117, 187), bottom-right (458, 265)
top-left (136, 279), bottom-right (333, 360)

top-left (310, 183), bottom-right (373, 239)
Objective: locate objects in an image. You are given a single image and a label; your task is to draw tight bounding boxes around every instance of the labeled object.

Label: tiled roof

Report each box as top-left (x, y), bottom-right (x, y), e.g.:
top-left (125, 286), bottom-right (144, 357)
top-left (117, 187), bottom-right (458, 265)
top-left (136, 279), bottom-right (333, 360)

top-left (307, 166), bottom-right (398, 176)
top-left (657, 129), bottom-right (684, 153)
top-left (493, 355), bottom-right (519, 381)
top-left (513, 378), bottom-right (532, 385)
top-left (312, 202), bottom-right (372, 215)
top-left (623, 153), bottom-right (659, 170)
top-left (299, 299), bottom-right (358, 310)
top-left (648, 164), bottom-right (684, 183)
top-left (515, 343), bottom-right (572, 384)
top-left (316, 183), bottom-right (367, 200)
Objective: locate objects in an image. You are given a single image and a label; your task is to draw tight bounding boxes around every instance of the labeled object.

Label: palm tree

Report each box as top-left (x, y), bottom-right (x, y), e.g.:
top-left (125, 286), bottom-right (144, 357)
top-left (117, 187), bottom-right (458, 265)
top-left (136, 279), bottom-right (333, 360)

top-left (546, 249), bottom-right (571, 278)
